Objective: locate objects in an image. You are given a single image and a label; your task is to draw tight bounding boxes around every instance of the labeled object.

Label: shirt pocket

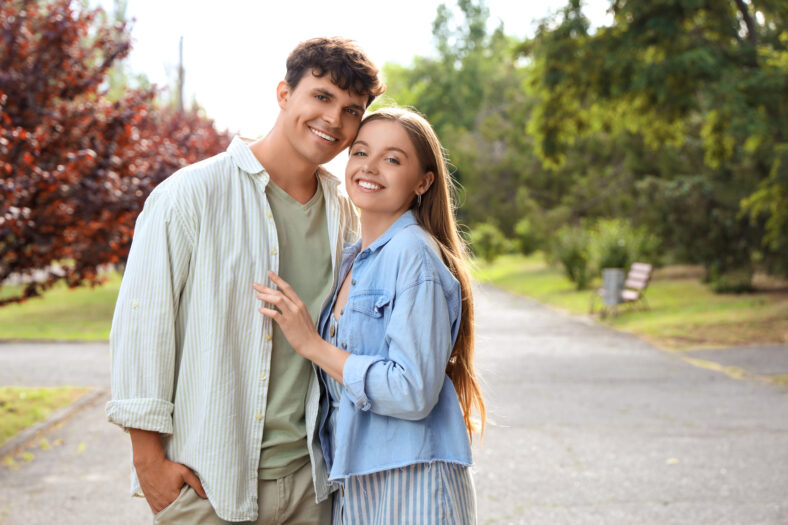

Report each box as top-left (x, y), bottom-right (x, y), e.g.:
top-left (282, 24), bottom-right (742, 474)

top-left (350, 292), bottom-right (391, 318)
top-left (346, 291), bottom-right (391, 354)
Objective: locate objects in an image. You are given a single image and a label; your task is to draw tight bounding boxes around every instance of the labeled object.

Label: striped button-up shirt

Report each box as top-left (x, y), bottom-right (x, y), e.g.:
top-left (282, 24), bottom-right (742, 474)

top-left (106, 137), bottom-right (358, 521)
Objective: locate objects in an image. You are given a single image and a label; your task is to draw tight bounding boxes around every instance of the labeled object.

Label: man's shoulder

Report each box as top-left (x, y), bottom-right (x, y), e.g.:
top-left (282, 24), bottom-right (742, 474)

top-left (158, 151), bottom-right (235, 194)
top-left (142, 151), bottom-right (239, 222)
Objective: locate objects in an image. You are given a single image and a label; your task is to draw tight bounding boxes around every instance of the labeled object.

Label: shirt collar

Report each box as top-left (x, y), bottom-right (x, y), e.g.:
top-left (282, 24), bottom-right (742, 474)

top-left (227, 135), bottom-right (341, 188)
top-left (227, 136), bottom-right (265, 175)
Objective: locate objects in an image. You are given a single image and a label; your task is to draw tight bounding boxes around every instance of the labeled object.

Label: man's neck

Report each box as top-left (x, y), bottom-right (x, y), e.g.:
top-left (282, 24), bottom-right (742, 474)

top-left (248, 129), bottom-right (319, 205)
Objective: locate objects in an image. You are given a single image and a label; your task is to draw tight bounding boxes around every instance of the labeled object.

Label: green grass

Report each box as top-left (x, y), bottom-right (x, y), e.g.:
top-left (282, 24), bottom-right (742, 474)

top-left (2, 260), bottom-right (786, 350)
top-left (0, 386), bottom-right (90, 447)
top-left (0, 272), bottom-right (121, 340)
top-left (473, 253), bottom-right (788, 350)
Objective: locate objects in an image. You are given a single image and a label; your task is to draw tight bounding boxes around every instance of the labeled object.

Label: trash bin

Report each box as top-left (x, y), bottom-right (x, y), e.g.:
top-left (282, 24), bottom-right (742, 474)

top-left (601, 268), bottom-right (625, 307)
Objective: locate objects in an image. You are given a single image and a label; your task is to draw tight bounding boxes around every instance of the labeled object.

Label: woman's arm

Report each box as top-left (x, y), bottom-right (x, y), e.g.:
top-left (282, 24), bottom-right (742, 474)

top-left (255, 270), bottom-right (459, 421)
top-left (341, 278), bottom-right (455, 420)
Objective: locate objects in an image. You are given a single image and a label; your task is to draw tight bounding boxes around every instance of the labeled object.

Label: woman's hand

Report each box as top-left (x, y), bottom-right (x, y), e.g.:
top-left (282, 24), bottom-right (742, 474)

top-left (254, 271), bottom-right (322, 357)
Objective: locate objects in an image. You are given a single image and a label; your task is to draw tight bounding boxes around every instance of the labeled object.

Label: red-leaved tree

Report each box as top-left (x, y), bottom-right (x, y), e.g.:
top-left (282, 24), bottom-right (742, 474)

top-left (0, 0), bottom-right (231, 305)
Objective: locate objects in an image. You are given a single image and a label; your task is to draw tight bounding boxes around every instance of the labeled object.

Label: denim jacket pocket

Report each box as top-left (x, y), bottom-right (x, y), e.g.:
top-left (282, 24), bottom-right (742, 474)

top-left (350, 292), bottom-right (391, 318)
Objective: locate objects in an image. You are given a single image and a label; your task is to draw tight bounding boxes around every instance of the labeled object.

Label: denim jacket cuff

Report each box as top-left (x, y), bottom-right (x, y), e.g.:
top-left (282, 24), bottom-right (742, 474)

top-left (343, 354), bottom-right (385, 411)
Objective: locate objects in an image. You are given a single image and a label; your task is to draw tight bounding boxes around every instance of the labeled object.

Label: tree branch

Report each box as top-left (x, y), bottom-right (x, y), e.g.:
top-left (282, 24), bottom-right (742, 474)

top-left (733, 0), bottom-right (758, 46)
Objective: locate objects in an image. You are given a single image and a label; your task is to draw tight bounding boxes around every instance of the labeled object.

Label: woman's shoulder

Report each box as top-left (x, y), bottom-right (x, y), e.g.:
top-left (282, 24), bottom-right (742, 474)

top-left (385, 225), bottom-right (459, 292)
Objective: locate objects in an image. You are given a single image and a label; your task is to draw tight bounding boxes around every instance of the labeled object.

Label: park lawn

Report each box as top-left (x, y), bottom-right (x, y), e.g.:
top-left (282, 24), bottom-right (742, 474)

top-left (473, 254), bottom-right (788, 350)
top-left (0, 272), bottom-right (121, 340)
top-left (0, 386), bottom-right (91, 447)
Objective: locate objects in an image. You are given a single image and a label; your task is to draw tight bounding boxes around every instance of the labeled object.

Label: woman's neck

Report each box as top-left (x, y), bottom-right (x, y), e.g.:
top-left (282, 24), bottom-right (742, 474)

top-left (359, 209), bottom-right (409, 250)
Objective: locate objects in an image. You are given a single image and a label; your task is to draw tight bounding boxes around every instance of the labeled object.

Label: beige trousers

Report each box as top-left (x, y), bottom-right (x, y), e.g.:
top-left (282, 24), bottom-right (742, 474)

top-left (153, 462), bottom-right (331, 525)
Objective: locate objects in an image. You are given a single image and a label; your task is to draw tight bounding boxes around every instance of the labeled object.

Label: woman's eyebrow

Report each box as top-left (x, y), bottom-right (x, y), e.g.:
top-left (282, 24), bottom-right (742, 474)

top-left (350, 141), bottom-right (409, 158)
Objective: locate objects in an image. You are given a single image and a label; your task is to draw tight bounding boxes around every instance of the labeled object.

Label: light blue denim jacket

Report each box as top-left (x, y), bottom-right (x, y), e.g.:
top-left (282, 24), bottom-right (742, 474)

top-left (317, 210), bottom-right (473, 480)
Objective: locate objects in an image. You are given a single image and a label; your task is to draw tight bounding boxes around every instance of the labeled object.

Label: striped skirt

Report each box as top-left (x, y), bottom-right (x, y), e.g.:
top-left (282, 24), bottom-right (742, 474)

top-left (331, 461), bottom-right (476, 525)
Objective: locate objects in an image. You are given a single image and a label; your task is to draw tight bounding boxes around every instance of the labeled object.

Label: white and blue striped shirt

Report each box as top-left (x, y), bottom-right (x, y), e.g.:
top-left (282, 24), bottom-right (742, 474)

top-left (106, 136), bottom-right (358, 521)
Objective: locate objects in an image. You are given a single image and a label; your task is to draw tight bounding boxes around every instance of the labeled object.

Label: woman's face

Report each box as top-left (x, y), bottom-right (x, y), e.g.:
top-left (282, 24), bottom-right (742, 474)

top-left (345, 119), bottom-right (434, 220)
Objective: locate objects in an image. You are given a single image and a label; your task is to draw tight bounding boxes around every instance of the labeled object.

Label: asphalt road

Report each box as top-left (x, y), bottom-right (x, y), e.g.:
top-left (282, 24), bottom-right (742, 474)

top-left (1, 285), bottom-right (787, 524)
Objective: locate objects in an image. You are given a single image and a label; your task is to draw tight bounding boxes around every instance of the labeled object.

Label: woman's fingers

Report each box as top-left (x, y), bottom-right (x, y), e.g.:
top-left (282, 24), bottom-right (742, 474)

top-left (256, 288), bottom-right (301, 319)
top-left (267, 271), bottom-right (299, 302)
top-left (254, 276), bottom-right (303, 315)
top-left (258, 307), bottom-right (281, 320)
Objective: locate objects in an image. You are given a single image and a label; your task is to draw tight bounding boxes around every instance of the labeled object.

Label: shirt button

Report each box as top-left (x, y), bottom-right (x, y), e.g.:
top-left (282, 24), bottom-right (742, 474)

top-left (351, 279), bottom-right (356, 285)
top-left (329, 325), bottom-right (335, 337)
top-left (131, 300), bottom-right (139, 308)
top-left (259, 373), bottom-right (266, 381)
top-left (266, 211), bottom-right (272, 218)
top-left (255, 413), bottom-right (262, 421)
top-left (342, 343), bottom-right (347, 349)
top-left (265, 333), bottom-right (272, 342)
top-left (270, 248), bottom-right (277, 256)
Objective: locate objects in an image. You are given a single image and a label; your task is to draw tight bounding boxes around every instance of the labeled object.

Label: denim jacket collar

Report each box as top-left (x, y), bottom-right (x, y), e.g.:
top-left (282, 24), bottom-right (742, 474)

top-left (343, 210), bottom-right (419, 260)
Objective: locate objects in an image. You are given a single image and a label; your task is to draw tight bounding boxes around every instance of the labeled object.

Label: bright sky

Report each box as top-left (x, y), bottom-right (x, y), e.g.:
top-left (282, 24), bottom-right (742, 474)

top-left (106, 0), bottom-right (611, 174)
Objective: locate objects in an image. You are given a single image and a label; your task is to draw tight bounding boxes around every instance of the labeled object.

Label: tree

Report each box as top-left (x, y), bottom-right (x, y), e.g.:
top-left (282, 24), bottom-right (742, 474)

top-left (523, 0), bottom-right (788, 281)
top-left (379, 0), bottom-right (544, 235)
top-left (0, 0), bottom-right (230, 306)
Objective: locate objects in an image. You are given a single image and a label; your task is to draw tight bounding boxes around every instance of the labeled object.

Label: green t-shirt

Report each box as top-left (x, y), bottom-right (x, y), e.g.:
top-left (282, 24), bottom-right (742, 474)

top-left (258, 178), bottom-right (332, 479)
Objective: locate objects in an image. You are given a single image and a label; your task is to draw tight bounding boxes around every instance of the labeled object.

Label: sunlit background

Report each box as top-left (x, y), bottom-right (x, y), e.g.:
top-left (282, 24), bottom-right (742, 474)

top-left (98, 0), bottom-right (612, 175)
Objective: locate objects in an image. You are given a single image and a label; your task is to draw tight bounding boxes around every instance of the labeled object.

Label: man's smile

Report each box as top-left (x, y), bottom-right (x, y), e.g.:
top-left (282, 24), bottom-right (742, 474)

top-left (309, 126), bottom-right (338, 143)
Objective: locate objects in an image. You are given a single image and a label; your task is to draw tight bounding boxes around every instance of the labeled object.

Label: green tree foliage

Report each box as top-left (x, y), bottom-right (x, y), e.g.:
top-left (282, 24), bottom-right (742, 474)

top-left (378, 0), bottom-right (545, 237)
top-left (468, 221), bottom-right (507, 262)
top-left (589, 219), bottom-right (659, 271)
top-left (524, 0), bottom-right (788, 279)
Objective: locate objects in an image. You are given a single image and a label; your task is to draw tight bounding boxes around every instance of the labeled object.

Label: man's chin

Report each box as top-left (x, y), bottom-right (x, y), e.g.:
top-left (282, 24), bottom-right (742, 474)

top-left (310, 150), bottom-right (343, 166)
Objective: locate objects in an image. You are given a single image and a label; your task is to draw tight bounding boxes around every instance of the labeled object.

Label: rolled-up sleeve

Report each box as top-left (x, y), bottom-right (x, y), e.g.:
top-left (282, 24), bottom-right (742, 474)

top-left (342, 278), bottom-right (457, 420)
top-left (105, 188), bottom-right (194, 433)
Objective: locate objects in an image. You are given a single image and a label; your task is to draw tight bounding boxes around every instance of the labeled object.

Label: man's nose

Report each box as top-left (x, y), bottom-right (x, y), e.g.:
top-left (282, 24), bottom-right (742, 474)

top-left (323, 103), bottom-right (342, 127)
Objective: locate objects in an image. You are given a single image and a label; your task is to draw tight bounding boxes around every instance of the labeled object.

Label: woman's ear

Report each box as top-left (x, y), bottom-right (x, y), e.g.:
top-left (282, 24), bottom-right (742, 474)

top-left (418, 171), bottom-right (435, 195)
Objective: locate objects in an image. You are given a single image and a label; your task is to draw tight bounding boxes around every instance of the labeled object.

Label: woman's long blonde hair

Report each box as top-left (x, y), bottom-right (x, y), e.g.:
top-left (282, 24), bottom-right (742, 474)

top-left (358, 107), bottom-right (485, 439)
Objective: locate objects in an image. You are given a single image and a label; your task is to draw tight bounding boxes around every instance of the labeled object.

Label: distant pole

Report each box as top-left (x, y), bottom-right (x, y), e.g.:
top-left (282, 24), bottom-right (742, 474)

top-left (176, 36), bottom-right (185, 113)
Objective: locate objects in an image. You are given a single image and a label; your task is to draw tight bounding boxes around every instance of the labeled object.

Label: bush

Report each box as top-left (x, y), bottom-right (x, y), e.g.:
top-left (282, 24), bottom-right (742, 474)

top-left (470, 222), bottom-right (508, 263)
top-left (590, 219), bottom-right (659, 271)
top-left (552, 226), bottom-right (592, 290)
top-left (514, 218), bottom-right (540, 256)
top-left (708, 267), bottom-right (755, 293)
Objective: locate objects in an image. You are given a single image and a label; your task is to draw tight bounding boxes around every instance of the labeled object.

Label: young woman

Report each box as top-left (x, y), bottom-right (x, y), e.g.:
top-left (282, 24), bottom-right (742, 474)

top-left (254, 107), bottom-right (485, 524)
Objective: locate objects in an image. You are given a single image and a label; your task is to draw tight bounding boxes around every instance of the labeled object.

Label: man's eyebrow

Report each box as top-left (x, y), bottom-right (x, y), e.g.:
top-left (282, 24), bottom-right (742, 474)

top-left (316, 88), bottom-right (363, 112)
top-left (314, 88), bottom-right (335, 99)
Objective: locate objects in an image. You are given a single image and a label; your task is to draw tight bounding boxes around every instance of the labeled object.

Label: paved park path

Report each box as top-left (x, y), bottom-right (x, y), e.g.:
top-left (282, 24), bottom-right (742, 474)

top-left (1, 284), bottom-right (787, 524)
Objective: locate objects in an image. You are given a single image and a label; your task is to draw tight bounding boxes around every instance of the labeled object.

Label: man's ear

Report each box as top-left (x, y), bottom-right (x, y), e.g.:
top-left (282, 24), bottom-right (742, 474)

top-left (418, 171), bottom-right (436, 195)
top-left (276, 81), bottom-right (292, 110)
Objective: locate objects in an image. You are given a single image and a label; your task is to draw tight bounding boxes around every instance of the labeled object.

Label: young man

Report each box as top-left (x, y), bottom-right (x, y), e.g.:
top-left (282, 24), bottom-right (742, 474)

top-left (106, 37), bottom-right (384, 524)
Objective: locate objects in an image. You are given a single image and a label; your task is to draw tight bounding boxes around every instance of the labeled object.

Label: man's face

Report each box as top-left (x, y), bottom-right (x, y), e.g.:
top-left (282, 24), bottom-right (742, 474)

top-left (278, 71), bottom-right (368, 166)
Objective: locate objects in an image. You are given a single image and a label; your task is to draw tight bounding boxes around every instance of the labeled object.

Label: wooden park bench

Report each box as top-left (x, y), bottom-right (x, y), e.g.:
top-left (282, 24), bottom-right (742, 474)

top-left (590, 262), bottom-right (653, 316)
